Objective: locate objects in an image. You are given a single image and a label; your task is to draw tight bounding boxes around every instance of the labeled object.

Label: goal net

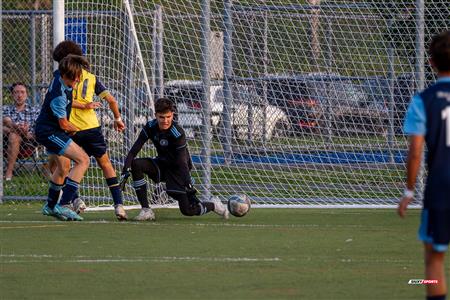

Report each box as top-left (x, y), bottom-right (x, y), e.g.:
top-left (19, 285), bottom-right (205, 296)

top-left (64, 0), bottom-right (450, 208)
top-left (5, 1), bottom-right (449, 207)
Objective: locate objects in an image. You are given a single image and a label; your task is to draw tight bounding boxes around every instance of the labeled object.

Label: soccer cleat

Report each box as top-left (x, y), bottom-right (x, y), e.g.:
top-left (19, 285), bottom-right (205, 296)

top-left (42, 203), bottom-right (58, 218)
top-left (114, 204), bottom-right (128, 221)
top-left (134, 207), bottom-right (155, 221)
top-left (53, 204), bottom-right (83, 221)
top-left (211, 196), bottom-right (229, 220)
top-left (72, 198), bottom-right (87, 214)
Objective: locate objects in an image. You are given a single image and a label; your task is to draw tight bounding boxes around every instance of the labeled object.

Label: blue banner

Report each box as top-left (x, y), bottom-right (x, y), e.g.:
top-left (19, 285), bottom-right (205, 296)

top-left (65, 17), bottom-right (87, 55)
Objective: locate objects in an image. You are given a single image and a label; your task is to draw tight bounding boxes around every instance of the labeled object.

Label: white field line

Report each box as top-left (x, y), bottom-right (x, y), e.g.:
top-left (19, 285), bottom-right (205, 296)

top-left (0, 220), bottom-right (394, 229)
top-left (0, 254), bottom-right (281, 264)
top-left (85, 204), bottom-right (422, 211)
top-left (0, 254), bottom-right (416, 264)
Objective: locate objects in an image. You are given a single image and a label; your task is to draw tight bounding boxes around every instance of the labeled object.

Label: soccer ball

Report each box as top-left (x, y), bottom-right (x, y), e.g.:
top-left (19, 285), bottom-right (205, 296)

top-left (227, 194), bottom-right (251, 217)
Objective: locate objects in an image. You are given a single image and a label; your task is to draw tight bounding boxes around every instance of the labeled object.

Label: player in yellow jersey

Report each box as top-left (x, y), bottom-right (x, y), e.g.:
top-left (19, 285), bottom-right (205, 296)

top-left (50, 40), bottom-right (127, 220)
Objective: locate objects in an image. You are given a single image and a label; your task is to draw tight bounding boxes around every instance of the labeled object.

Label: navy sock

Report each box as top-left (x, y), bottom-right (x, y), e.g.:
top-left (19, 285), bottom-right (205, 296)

top-left (106, 177), bottom-right (123, 206)
top-left (202, 202), bottom-right (214, 214)
top-left (71, 192), bottom-right (80, 202)
top-left (133, 178), bottom-right (149, 208)
top-left (427, 295), bottom-right (446, 300)
top-left (59, 178), bottom-right (79, 206)
top-left (46, 181), bottom-right (64, 209)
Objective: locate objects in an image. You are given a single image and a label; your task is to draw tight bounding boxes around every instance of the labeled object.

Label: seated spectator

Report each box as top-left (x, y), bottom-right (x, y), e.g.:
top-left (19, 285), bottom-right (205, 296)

top-left (3, 82), bottom-right (39, 180)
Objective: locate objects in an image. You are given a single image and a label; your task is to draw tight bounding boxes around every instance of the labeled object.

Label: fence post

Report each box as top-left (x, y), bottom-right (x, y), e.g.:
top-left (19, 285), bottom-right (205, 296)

top-left (53, 0), bottom-right (64, 70)
top-left (153, 5), bottom-right (164, 100)
top-left (30, 13), bottom-right (37, 105)
top-left (200, 0), bottom-right (212, 201)
top-left (0, 11), bottom-right (3, 203)
top-left (222, 0), bottom-right (233, 165)
top-left (415, 0), bottom-right (425, 200)
top-left (387, 17), bottom-right (395, 163)
top-left (124, 10), bottom-right (136, 153)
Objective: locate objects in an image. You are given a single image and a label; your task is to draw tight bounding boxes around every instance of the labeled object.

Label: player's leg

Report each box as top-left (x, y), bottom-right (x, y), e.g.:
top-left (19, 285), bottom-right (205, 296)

top-left (424, 243), bottom-right (447, 299)
top-left (5, 131), bottom-right (22, 180)
top-left (95, 153), bottom-right (122, 204)
top-left (165, 171), bottom-right (227, 218)
top-left (95, 153), bottom-right (127, 220)
top-left (47, 151), bottom-right (87, 214)
top-left (419, 209), bottom-right (449, 299)
top-left (130, 158), bottom-right (157, 220)
top-left (42, 154), bottom-right (70, 218)
top-left (57, 141), bottom-right (90, 210)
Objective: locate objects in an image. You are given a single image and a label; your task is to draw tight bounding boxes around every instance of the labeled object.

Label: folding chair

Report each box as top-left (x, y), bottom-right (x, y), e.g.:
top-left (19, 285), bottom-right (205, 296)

top-left (3, 137), bottom-right (50, 179)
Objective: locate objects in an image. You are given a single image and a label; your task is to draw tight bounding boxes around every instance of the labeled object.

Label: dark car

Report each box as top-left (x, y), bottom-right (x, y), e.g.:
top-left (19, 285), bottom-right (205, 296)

top-left (361, 73), bottom-right (415, 133)
top-left (254, 74), bottom-right (374, 134)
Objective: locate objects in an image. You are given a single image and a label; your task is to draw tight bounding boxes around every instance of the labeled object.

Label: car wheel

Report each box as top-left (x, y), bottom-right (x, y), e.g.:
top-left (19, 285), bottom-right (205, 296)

top-left (270, 121), bottom-right (290, 139)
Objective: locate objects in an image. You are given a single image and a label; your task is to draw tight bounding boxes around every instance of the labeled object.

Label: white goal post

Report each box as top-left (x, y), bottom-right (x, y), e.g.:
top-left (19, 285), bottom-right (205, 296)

top-left (38, 0), bottom-right (449, 208)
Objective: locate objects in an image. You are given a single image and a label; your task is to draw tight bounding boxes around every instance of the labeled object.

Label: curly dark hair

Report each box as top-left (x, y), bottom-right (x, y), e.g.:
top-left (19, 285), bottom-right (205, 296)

top-left (53, 40), bottom-right (83, 63)
top-left (429, 30), bottom-right (450, 72)
top-left (155, 98), bottom-right (176, 114)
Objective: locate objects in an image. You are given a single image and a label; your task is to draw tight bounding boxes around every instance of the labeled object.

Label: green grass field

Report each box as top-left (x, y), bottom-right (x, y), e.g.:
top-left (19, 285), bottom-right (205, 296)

top-left (0, 203), bottom-right (432, 299)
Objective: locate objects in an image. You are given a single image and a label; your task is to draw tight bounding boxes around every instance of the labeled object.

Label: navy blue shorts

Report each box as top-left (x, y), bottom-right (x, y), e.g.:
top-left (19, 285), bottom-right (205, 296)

top-left (35, 130), bottom-right (73, 155)
top-left (72, 127), bottom-right (107, 158)
top-left (418, 208), bottom-right (450, 252)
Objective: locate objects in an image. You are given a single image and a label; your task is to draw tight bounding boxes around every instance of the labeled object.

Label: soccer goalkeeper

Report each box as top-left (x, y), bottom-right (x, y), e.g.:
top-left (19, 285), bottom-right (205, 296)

top-left (121, 98), bottom-right (228, 221)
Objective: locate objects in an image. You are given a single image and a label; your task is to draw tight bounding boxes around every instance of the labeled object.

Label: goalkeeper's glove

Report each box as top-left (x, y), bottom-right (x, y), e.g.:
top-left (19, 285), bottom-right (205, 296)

top-left (119, 169), bottom-right (131, 191)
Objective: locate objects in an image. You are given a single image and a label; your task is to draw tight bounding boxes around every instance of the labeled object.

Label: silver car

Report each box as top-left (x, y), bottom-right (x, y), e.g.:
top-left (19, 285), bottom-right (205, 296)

top-left (165, 80), bottom-right (290, 140)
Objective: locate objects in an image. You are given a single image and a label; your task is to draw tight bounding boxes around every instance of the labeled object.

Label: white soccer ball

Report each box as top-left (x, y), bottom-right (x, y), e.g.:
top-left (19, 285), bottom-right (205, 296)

top-left (227, 194), bottom-right (251, 217)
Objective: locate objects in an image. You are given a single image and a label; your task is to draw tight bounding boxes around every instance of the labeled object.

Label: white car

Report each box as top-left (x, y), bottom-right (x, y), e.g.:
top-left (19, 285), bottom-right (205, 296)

top-left (165, 80), bottom-right (290, 140)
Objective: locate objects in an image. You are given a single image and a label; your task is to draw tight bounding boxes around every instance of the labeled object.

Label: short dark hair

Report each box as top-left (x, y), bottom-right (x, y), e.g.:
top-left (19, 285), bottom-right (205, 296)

top-left (53, 40), bottom-right (83, 63)
top-left (59, 54), bottom-right (90, 81)
top-left (10, 82), bottom-right (27, 93)
top-left (428, 30), bottom-right (450, 72)
top-left (155, 98), bottom-right (176, 114)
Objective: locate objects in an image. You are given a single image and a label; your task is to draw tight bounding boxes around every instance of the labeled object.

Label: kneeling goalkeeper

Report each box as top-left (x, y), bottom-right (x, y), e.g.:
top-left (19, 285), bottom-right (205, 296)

top-left (121, 98), bottom-right (228, 221)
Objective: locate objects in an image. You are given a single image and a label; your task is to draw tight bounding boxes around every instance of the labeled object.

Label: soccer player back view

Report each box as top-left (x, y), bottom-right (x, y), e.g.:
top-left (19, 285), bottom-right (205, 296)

top-left (398, 30), bottom-right (450, 300)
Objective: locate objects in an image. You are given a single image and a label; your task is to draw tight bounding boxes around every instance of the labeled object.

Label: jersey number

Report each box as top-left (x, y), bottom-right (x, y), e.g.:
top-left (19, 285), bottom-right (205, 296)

top-left (442, 106), bottom-right (450, 146)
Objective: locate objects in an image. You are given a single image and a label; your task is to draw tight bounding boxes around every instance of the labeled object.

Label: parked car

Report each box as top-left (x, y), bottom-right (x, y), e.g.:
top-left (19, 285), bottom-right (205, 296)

top-left (361, 73), bottom-right (415, 133)
top-left (164, 80), bottom-right (290, 140)
top-left (252, 74), bottom-right (377, 134)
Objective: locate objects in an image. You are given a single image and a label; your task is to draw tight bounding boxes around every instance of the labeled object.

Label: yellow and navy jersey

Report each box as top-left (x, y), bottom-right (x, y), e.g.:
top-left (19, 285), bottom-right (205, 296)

top-left (70, 69), bottom-right (111, 130)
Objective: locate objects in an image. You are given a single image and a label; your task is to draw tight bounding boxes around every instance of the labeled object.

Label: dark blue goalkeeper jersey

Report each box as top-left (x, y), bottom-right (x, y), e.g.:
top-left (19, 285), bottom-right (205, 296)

top-left (123, 119), bottom-right (193, 185)
top-left (403, 77), bottom-right (450, 209)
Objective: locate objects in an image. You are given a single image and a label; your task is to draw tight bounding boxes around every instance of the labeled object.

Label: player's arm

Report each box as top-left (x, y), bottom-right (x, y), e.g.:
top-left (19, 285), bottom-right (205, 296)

top-left (398, 135), bottom-right (425, 218)
top-left (72, 100), bottom-right (102, 110)
top-left (122, 126), bottom-right (151, 172)
top-left (58, 117), bottom-right (79, 133)
top-left (103, 94), bottom-right (125, 132)
top-left (119, 126), bottom-right (151, 190)
top-left (50, 95), bottom-right (80, 133)
top-left (96, 78), bottom-right (125, 132)
top-left (405, 136), bottom-right (424, 191)
top-left (398, 94), bottom-right (426, 218)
